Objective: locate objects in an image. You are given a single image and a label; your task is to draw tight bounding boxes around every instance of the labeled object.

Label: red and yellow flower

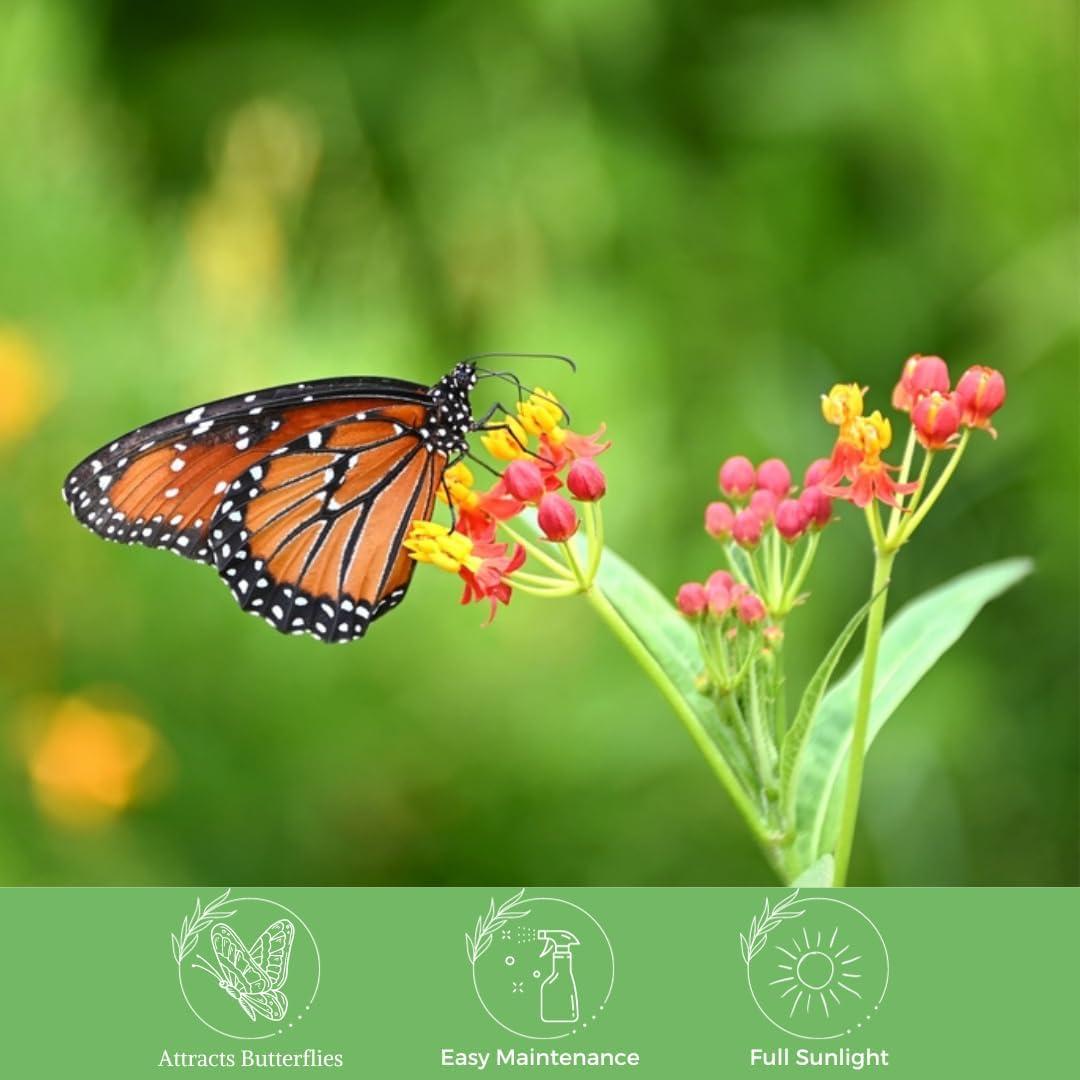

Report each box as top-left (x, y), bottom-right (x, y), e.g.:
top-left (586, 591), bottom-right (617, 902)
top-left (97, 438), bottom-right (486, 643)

top-left (823, 407), bottom-right (918, 509)
top-left (911, 390), bottom-right (961, 450)
top-left (404, 521), bottom-right (525, 620)
top-left (410, 387), bottom-right (610, 621)
top-left (955, 365), bottom-right (1006, 436)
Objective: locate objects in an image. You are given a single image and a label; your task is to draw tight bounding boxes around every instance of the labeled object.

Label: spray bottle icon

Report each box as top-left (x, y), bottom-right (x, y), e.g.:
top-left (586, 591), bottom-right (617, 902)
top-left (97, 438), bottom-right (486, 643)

top-left (537, 930), bottom-right (580, 1023)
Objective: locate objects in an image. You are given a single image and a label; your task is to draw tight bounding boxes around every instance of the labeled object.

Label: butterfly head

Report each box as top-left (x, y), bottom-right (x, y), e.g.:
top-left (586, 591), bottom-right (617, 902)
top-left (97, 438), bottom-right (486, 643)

top-left (425, 363), bottom-right (478, 456)
top-left (449, 360), bottom-right (479, 389)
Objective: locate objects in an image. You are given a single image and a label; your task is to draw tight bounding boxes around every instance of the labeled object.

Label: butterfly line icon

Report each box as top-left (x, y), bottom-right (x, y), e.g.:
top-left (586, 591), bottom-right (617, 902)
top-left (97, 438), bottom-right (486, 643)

top-left (190, 919), bottom-right (295, 1022)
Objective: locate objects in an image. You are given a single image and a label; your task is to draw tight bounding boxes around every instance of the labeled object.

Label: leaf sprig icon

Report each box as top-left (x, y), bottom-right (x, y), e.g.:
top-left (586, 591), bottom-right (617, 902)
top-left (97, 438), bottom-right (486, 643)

top-left (465, 888), bottom-right (532, 965)
top-left (171, 888), bottom-right (238, 964)
top-left (740, 889), bottom-right (806, 965)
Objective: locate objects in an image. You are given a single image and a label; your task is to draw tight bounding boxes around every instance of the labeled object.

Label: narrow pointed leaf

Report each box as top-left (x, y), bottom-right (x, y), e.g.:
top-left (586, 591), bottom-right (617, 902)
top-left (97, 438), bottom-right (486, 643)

top-left (593, 547), bottom-right (716, 728)
top-left (788, 557), bottom-right (1031, 878)
top-left (780, 596), bottom-right (874, 818)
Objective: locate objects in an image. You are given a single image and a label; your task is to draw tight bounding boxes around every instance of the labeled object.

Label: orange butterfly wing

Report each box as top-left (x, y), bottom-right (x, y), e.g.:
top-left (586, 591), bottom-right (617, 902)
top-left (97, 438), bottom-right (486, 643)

top-left (64, 378), bottom-right (451, 642)
top-left (63, 377), bottom-right (434, 565)
top-left (209, 411), bottom-right (444, 642)
top-left (64, 367), bottom-right (479, 643)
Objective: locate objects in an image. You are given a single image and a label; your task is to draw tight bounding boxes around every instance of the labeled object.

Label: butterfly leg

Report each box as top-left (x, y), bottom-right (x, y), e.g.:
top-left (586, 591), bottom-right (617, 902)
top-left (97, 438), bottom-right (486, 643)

top-left (471, 404), bottom-right (552, 464)
top-left (439, 471), bottom-right (459, 532)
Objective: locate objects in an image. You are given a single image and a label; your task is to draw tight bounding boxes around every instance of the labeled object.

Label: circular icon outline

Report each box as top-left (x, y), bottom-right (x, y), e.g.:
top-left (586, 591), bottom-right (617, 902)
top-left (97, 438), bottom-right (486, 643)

top-left (744, 894), bottom-right (888, 1040)
top-left (468, 893), bottom-right (615, 1041)
top-left (175, 893), bottom-right (321, 1041)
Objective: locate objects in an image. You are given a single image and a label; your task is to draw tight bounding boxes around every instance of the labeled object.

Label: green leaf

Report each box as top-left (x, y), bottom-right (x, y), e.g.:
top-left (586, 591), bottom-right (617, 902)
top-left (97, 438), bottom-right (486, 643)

top-left (590, 546), bottom-right (773, 845)
top-left (779, 596), bottom-right (874, 819)
top-left (792, 854), bottom-right (835, 887)
top-left (788, 557), bottom-right (1032, 878)
top-left (593, 546), bottom-right (718, 735)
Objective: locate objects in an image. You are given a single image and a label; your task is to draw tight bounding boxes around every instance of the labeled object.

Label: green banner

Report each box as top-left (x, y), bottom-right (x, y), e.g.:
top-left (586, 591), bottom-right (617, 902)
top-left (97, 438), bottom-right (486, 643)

top-left (0, 888), bottom-right (1074, 1077)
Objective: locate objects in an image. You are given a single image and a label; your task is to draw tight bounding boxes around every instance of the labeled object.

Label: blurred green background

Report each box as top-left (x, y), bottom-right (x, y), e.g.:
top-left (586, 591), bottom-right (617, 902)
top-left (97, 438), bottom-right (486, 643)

top-left (0, 0), bottom-right (1075, 886)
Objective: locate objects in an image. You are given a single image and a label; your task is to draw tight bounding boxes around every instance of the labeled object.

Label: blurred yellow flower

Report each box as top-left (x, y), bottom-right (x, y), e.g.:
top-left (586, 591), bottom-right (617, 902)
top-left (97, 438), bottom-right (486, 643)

top-left (21, 697), bottom-right (161, 828)
top-left (216, 98), bottom-right (322, 202)
top-left (0, 327), bottom-right (51, 445)
top-left (186, 98), bottom-right (322, 324)
top-left (187, 190), bottom-right (284, 322)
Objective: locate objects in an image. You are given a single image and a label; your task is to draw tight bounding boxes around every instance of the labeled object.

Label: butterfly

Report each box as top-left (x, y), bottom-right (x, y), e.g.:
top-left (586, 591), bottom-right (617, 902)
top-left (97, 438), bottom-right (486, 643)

top-left (192, 919), bottom-right (295, 1023)
top-left (62, 356), bottom-right (565, 643)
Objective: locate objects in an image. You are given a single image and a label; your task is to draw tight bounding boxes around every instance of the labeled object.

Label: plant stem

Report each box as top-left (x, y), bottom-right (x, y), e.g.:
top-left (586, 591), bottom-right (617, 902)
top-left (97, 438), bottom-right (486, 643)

top-left (561, 539), bottom-right (589, 589)
top-left (585, 583), bottom-right (780, 856)
top-left (893, 428), bottom-right (970, 546)
top-left (498, 521), bottom-right (575, 579)
top-left (832, 548), bottom-right (895, 886)
top-left (768, 530), bottom-right (783, 608)
top-left (584, 502), bottom-right (605, 580)
top-left (508, 578), bottom-right (579, 599)
top-left (772, 636), bottom-right (786, 747)
top-left (512, 568), bottom-right (576, 588)
top-left (897, 448), bottom-right (935, 527)
top-left (885, 425), bottom-right (917, 535)
top-left (747, 660), bottom-right (776, 790)
top-left (782, 531), bottom-right (820, 610)
top-left (865, 502), bottom-right (886, 550)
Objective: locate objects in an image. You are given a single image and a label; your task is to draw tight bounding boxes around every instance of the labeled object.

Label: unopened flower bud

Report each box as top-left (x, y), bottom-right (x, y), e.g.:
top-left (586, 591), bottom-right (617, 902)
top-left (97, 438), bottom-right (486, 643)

top-left (676, 582), bottom-right (707, 617)
top-left (911, 390), bottom-right (961, 450)
top-left (566, 458), bottom-right (606, 501)
top-left (955, 365), bottom-right (1006, 435)
top-left (892, 354), bottom-right (950, 412)
top-left (732, 509), bottom-right (763, 548)
top-left (798, 485), bottom-right (833, 529)
top-left (749, 489), bottom-right (778, 524)
top-left (501, 459), bottom-right (545, 503)
top-left (706, 579), bottom-right (732, 616)
top-left (755, 458), bottom-right (791, 498)
top-left (705, 501), bottom-right (735, 538)
top-left (719, 455), bottom-right (755, 498)
top-left (706, 570), bottom-right (734, 593)
top-left (803, 458), bottom-right (830, 488)
top-left (537, 493), bottom-right (579, 541)
top-left (737, 593), bottom-right (767, 625)
top-left (775, 498), bottom-right (810, 541)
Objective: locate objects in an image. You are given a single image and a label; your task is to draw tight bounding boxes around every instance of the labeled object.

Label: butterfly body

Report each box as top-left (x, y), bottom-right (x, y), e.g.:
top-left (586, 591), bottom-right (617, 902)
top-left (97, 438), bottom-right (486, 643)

top-left (63, 363), bottom-right (479, 643)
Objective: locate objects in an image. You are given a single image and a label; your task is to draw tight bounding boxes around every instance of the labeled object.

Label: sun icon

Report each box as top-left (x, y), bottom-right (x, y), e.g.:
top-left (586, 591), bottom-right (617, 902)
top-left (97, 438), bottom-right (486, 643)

top-left (744, 892), bottom-right (888, 1040)
top-left (770, 926), bottom-right (861, 1019)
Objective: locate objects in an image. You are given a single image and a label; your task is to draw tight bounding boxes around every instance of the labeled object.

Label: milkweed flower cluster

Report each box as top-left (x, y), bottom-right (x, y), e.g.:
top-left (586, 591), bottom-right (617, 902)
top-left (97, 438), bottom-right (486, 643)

top-left (404, 388), bottom-right (610, 620)
top-left (673, 354), bottom-right (1007, 852)
top-left (819, 355), bottom-right (1006, 548)
top-left (693, 453), bottom-right (835, 626)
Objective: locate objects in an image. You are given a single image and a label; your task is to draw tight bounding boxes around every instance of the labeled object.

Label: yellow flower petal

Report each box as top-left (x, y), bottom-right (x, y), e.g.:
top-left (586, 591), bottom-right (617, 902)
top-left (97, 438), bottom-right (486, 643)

top-left (820, 383), bottom-right (865, 427)
top-left (517, 387), bottom-right (563, 436)
top-left (480, 417), bottom-right (529, 461)
top-left (404, 520), bottom-right (475, 573)
top-left (437, 461), bottom-right (480, 509)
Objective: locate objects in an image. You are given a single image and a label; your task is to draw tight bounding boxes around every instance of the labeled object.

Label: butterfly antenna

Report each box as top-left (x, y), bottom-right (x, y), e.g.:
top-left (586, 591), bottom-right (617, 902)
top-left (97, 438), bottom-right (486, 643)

top-left (463, 351), bottom-right (577, 373)
top-left (474, 369), bottom-right (572, 425)
top-left (475, 368), bottom-right (527, 402)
